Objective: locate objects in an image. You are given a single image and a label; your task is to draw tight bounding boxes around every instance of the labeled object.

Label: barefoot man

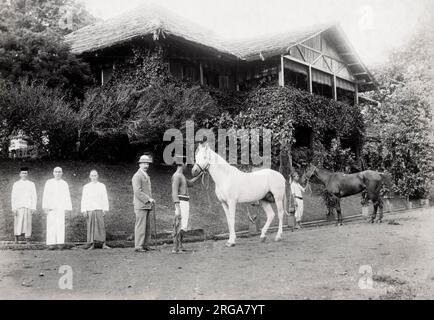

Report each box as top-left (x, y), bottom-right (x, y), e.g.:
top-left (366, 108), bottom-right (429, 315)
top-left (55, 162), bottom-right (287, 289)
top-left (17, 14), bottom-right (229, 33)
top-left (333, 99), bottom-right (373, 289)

top-left (42, 167), bottom-right (72, 250)
top-left (171, 155), bottom-right (202, 254)
top-left (11, 167), bottom-right (37, 244)
top-left (81, 170), bottom-right (111, 250)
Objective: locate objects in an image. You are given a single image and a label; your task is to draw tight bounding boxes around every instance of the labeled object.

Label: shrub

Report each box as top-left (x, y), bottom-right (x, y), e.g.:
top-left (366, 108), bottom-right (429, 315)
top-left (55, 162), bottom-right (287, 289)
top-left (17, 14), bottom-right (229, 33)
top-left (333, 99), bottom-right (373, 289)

top-left (0, 79), bottom-right (79, 158)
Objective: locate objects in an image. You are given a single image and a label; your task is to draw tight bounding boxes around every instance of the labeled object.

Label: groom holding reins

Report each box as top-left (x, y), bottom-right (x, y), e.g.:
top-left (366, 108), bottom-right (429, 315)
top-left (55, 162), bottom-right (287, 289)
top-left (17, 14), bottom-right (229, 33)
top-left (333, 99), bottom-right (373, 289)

top-left (171, 155), bottom-right (203, 254)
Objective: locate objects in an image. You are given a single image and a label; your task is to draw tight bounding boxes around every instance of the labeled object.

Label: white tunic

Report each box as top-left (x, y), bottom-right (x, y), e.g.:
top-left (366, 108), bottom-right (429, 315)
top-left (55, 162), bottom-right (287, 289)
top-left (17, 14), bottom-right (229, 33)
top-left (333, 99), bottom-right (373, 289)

top-left (291, 182), bottom-right (306, 198)
top-left (11, 180), bottom-right (37, 211)
top-left (291, 182), bottom-right (306, 222)
top-left (81, 182), bottom-right (109, 212)
top-left (42, 179), bottom-right (72, 211)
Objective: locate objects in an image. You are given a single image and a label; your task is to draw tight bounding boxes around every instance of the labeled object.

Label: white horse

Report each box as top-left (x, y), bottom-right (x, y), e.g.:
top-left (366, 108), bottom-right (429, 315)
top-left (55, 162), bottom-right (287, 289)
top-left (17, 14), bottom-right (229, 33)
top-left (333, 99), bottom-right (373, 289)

top-left (192, 142), bottom-right (289, 247)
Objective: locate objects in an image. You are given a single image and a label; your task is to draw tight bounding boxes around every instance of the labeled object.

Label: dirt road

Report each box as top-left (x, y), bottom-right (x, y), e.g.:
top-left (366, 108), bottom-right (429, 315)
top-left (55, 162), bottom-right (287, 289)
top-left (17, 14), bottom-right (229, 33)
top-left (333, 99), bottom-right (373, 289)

top-left (1, 208), bottom-right (433, 300)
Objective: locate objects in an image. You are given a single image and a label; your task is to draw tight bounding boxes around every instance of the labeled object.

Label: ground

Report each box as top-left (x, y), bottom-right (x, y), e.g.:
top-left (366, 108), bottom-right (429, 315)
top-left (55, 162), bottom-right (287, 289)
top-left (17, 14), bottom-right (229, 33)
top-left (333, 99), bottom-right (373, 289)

top-left (1, 207), bottom-right (433, 300)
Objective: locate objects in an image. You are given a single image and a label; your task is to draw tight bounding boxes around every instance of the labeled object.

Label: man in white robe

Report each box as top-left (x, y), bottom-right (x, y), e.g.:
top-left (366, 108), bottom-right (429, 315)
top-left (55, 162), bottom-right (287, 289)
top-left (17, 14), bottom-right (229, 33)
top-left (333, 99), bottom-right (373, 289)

top-left (81, 170), bottom-right (111, 250)
top-left (42, 167), bottom-right (72, 250)
top-left (11, 167), bottom-right (37, 244)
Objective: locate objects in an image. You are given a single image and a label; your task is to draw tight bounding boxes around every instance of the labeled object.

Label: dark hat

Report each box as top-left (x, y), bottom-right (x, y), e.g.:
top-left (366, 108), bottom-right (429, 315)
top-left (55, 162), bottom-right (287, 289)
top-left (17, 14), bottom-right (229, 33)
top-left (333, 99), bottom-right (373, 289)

top-left (20, 167), bottom-right (29, 172)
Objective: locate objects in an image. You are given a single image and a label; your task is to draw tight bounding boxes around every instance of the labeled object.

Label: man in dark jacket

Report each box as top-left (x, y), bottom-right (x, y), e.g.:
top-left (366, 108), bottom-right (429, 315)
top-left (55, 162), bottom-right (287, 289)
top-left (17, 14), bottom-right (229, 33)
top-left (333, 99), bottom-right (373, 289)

top-left (132, 155), bottom-right (155, 252)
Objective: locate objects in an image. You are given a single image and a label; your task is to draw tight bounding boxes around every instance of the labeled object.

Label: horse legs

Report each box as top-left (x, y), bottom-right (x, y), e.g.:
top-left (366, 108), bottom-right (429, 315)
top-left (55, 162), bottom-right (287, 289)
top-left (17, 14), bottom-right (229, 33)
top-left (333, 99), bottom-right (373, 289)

top-left (334, 197), bottom-right (343, 226)
top-left (377, 198), bottom-right (384, 223)
top-left (260, 200), bottom-right (275, 242)
top-left (275, 198), bottom-right (284, 242)
top-left (227, 201), bottom-right (237, 246)
top-left (370, 196), bottom-right (383, 223)
top-left (221, 202), bottom-right (235, 247)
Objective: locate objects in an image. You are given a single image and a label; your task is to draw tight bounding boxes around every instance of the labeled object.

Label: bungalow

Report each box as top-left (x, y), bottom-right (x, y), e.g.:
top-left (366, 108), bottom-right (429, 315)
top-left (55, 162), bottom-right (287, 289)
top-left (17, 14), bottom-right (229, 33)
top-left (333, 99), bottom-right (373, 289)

top-left (65, 2), bottom-right (377, 106)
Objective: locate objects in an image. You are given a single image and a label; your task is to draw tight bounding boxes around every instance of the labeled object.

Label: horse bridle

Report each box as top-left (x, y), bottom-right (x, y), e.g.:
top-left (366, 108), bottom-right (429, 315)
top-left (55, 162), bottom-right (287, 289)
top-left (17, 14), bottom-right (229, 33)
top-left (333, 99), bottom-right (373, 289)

top-left (195, 162), bottom-right (210, 175)
top-left (303, 165), bottom-right (317, 194)
top-left (194, 162), bottom-right (210, 190)
top-left (305, 163), bottom-right (318, 179)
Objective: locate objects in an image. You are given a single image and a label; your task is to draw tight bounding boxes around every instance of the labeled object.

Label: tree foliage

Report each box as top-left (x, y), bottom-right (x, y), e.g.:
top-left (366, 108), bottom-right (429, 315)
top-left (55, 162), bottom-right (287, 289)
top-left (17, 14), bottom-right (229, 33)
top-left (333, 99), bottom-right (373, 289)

top-left (362, 10), bottom-right (434, 198)
top-left (0, 0), bottom-right (95, 99)
top-left (214, 85), bottom-right (363, 172)
top-left (0, 79), bottom-right (78, 158)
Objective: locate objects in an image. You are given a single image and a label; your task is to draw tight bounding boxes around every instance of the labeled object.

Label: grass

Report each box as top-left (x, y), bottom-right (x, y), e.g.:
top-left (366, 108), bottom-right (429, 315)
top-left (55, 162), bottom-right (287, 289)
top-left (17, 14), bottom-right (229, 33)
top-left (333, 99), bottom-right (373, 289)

top-left (0, 159), bottom-right (363, 242)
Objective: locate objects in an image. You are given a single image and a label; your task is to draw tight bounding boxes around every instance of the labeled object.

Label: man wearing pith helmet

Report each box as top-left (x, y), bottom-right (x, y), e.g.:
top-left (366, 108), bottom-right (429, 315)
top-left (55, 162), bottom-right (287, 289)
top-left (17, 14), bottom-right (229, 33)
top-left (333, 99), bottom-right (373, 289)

top-left (132, 154), bottom-right (155, 252)
top-left (171, 155), bottom-right (202, 254)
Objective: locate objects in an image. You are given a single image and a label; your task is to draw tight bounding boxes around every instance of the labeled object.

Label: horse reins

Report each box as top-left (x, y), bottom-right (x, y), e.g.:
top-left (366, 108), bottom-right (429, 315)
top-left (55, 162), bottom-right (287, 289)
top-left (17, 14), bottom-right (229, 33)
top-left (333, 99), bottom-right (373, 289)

top-left (195, 163), bottom-right (210, 190)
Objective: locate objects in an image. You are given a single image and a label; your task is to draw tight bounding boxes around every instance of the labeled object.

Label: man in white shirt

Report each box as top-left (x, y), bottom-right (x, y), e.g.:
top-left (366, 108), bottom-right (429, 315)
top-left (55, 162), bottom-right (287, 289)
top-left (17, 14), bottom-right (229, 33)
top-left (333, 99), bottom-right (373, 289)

top-left (11, 167), bottom-right (37, 244)
top-left (290, 172), bottom-right (306, 229)
top-left (81, 170), bottom-right (111, 250)
top-left (42, 167), bottom-right (72, 250)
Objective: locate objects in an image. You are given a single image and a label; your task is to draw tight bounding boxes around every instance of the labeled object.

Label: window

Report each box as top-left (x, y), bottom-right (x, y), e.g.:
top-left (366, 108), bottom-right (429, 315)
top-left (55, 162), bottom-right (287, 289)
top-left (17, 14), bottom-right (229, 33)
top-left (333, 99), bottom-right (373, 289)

top-left (184, 66), bottom-right (196, 82)
top-left (219, 75), bottom-right (230, 90)
top-left (294, 126), bottom-right (312, 148)
top-left (169, 60), bottom-right (183, 80)
top-left (101, 67), bottom-right (113, 85)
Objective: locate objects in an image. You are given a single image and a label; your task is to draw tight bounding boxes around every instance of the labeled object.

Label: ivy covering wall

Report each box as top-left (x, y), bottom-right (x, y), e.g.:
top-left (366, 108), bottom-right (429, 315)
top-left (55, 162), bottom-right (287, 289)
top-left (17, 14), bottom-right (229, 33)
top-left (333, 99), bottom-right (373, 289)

top-left (213, 84), bottom-right (364, 174)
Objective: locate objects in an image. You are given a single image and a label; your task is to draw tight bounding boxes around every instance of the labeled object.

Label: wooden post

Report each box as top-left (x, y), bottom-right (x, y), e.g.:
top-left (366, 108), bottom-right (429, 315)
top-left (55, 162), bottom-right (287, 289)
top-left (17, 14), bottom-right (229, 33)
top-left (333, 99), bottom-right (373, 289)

top-left (199, 62), bottom-right (204, 86)
top-left (332, 74), bottom-right (337, 100)
top-left (308, 65), bottom-right (313, 93)
top-left (279, 55), bottom-right (285, 87)
top-left (354, 83), bottom-right (359, 105)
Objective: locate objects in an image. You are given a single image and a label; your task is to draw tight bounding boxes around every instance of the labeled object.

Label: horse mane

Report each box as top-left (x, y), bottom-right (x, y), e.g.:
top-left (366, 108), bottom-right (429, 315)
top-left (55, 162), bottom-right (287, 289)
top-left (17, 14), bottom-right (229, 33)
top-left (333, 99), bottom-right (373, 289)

top-left (206, 146), bottom-right (240, 173)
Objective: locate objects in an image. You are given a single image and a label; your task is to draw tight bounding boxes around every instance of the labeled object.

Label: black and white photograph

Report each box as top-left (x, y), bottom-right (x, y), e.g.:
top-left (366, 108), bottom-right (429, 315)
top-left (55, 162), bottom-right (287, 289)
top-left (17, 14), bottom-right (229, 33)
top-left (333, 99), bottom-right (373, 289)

top-left (0, 0), bottom-right (433, 304)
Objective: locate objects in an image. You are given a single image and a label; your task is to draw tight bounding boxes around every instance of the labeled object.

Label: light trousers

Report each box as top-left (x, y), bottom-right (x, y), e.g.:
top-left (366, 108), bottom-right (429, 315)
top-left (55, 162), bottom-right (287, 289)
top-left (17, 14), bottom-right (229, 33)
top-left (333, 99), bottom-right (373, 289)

top-left (294, 199), bottom-right (304, 222)
top-left (134, 209), bottom-right (151, 249)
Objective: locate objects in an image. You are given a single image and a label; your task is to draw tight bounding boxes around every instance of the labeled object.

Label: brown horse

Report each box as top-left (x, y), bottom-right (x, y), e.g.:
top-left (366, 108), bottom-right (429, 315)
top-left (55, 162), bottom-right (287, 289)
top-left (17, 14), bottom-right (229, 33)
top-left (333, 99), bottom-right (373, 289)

top-left (305, 164), bottom-right (393, 225)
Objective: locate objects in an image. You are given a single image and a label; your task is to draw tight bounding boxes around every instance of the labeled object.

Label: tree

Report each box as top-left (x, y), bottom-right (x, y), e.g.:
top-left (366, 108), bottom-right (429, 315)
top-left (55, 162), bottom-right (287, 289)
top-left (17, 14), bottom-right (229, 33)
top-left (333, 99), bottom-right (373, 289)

top-left (0, 0), bottom-right (95, 99)
top-left (362, 7), bottom-right (434, 198)
top-left (0, 79), bottom-right (79, 158)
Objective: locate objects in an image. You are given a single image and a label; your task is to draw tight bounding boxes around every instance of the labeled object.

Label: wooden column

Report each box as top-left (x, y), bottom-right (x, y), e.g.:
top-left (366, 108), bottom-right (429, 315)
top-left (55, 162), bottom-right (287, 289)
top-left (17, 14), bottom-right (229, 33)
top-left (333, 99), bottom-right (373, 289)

top-left (332, 74), bottom-right (337, 100)
top-left (199, 62), bottom-right (204, 86)
top-left (279, 55), bottom-right (285, 87)
top-left (354, 83), bottom-right (359, 105)
top-left (308, 65), bottom-right (313, 93)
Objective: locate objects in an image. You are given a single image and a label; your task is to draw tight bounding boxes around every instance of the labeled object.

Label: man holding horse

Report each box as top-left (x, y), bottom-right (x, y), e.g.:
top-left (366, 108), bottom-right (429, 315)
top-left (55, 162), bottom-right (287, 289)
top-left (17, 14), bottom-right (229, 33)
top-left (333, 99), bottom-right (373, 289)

top-left (171, 155), bottom-right (202, 253)
top-left (290, 172), bottom-right (307, 229)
